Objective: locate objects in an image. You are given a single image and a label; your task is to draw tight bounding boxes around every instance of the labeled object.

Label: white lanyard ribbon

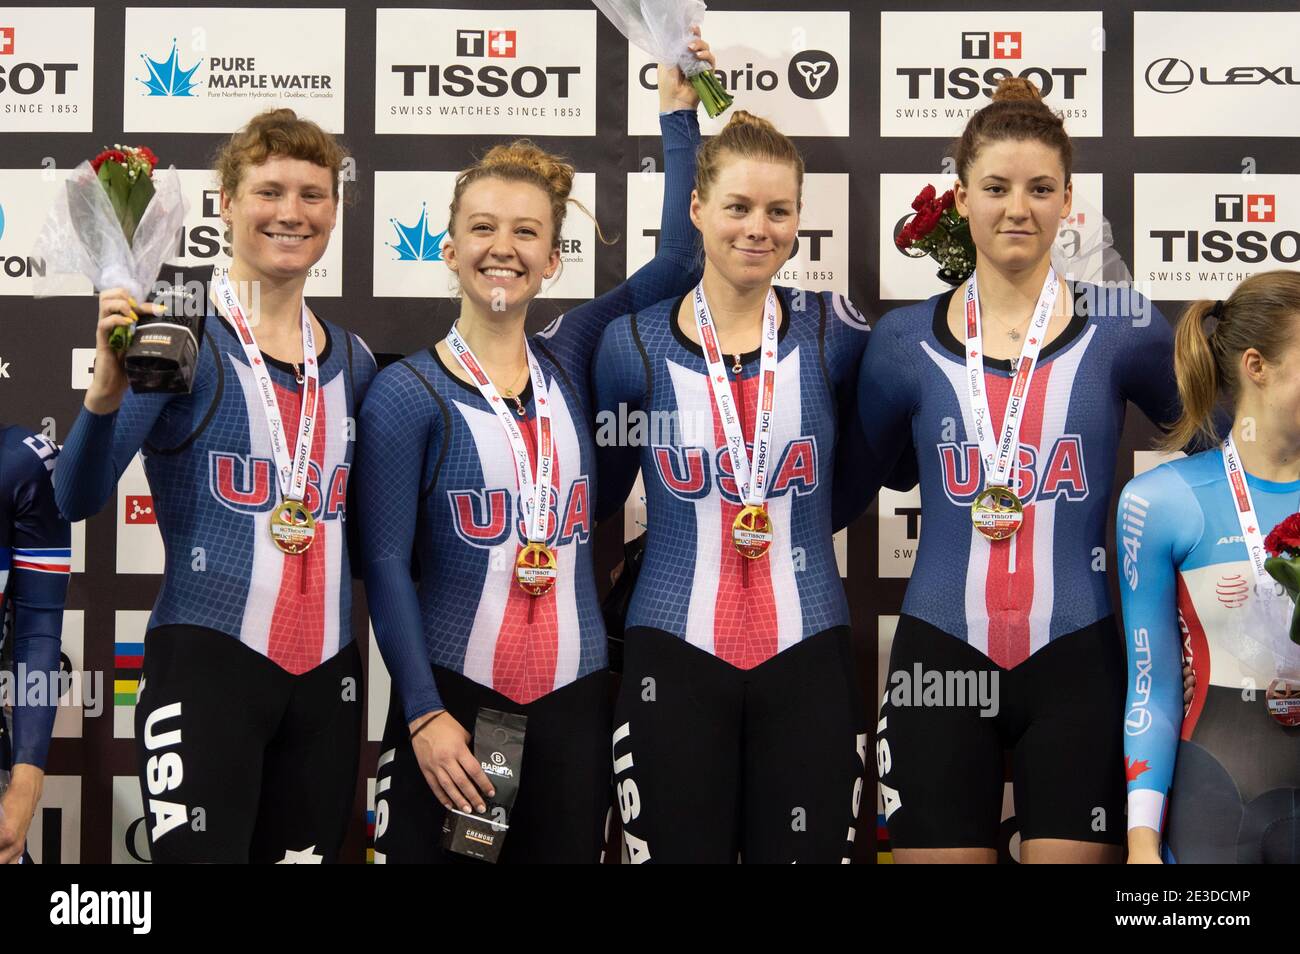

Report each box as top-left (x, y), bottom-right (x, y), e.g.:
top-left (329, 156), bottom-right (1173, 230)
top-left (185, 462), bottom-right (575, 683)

top-left (446, 325), bottom-right (553, 546)
top-left (693, 284), bottom-right (779, 506)
top-left (963, 268), bottom-right (1058, 489)
top-left (212, 275), bottom-right (318, 504)
top-left (1221, 433), bottom-right (1277, 595)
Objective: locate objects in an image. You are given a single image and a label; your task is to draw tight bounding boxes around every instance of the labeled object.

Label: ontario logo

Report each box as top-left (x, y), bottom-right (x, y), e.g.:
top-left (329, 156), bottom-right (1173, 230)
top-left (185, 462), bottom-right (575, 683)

top-left (387, 203), bottom-right (447, 262)
top-left (136, 39), bottom-right (202, 97)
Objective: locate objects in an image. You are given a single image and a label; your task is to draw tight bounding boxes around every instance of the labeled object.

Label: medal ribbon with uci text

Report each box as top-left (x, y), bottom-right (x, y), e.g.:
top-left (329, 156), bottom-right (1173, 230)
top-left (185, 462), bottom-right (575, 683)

top-left (693, 283), bottom-right (780, 560)
top-left (212, 275), bottom-right (320, 556)
top-left (446, 325), bottom-right (557, 598)
top-left (964, 268), bottom-right (1058, 542)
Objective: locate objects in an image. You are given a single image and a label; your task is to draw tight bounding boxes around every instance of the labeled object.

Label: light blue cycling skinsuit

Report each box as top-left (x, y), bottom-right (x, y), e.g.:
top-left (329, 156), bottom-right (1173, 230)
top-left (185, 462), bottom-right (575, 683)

top-left (1119, 446), bottom-right (1300, 863)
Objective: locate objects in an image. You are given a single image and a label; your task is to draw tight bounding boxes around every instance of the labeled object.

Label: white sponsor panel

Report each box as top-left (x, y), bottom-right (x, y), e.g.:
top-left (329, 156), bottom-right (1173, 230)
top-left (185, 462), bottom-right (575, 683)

top-left (26, 774), bottom-right (80, 863)
top-left (70, 348), bottom-right (95, 390)
top-left (878, 172), bottom-right (1102, 301)
top-left (1134, 449), bottom-right (1184, 477)
top-left (0, 169), bottom-right (93, 297)
top-left (0, 8), bottom-right (94, 131)
top-left (123, 8), bottom-right (346, 132)
top-left (51, 610), bottom-right (84, 738)
top-left (171, 169), bottom-right (342, 297)
top-left (372, 170), bottom-right (595, 299)
top-left (111, 775), bottom-right (151, 864)
top-left (1134, 12), bottom-right (1300, 137)
top-left (116, 453), bottom-right (164, 574)
top-left (70, 517), bottom-right (85, 573)
top-left (376, 8), bottom-right (595, 136)
top-left (114, 610), bottom-right (150, 739)
top-left (880, 11), bottom-right (1102, 138)
top-left (627, 11), bottom-right (850, 137)
top-left (878, 485), bottom-right (922, 579)
top-left (1134, 174), bottom-right (1300, 300)
top-left (367, 623), bottom-right (390, 744)
top-left (627, 172), bottom-right (849, 295)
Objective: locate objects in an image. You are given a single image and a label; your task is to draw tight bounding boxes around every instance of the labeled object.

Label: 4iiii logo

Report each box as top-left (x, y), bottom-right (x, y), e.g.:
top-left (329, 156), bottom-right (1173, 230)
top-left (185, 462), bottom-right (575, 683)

top-left (938, 437), bottom-right (1088, 506)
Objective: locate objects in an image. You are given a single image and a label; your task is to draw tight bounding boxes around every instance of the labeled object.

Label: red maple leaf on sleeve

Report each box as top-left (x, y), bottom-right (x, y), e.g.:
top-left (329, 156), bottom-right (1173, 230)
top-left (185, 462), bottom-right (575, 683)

top-left (1124, 756), bottom-right (1151, 782)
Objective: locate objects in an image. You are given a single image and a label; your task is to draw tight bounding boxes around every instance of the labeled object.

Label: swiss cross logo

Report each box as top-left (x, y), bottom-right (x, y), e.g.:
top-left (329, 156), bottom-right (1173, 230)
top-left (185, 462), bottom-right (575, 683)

top-left (1247, 194), bottom-right (1276, 223)
top-left (0, 27), bottom-right (13, 55)
top-left (993, 31), bottom-right (1022, 59)
top-left (488, 30), bottom-right (516, 58)
top-left (126, 495), bottom-right (157, 525)
top-left (961, 31), bottom-right (1022, 60)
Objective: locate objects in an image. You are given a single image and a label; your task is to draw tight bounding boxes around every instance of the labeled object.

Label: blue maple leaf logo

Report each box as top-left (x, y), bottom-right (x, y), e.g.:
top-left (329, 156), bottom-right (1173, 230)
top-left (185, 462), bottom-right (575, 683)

top-left (137, 39), bottom-right (202, 97)
top-left (388, 203), bottom-right (448, 262)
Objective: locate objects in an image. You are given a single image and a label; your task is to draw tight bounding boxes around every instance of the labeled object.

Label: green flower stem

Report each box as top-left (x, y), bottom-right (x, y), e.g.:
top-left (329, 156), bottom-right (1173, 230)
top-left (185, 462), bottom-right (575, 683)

top-left (1264, 554), bottom-right (1300, 644)
top-left (690, 70), bottom-right (733, 119)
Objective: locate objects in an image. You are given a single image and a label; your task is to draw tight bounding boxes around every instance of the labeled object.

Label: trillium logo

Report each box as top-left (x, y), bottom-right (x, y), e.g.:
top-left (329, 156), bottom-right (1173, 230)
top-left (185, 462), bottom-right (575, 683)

top-left (788, 50), bottom-right (838, 100)
top-left (387, 203), bottom-right (448, 262)
top-left (137, 39), bottom-right (201, 97)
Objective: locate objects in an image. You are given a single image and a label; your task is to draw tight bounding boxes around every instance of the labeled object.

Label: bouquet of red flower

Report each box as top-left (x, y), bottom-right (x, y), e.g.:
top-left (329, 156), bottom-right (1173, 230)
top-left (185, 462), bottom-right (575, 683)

top-left (32, 142), bottom-right (186, 352)
top-left (896, 184), bottom-right (975, 286)
top-left (1264, 513), bottom-right (1300, 644)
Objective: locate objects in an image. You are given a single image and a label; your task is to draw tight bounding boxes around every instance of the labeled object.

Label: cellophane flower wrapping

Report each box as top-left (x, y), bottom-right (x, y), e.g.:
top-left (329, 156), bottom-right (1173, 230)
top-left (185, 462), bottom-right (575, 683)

top-left (30, 161), bottom-right (187, 303)
top-left (592, 0), bottom-right (709, 79)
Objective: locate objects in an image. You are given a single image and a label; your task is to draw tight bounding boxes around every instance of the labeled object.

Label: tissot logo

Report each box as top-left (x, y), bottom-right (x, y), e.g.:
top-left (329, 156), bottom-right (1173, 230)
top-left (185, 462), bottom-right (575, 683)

top-left (0, 27), bottom-right (13, 55)
top-left (377, 10), bottom-right (594, 135)
top-left (1136, 174), bottom-right (1300, 297)
top-left (962, 31), bottom-right (1022, 60)
top-left (788, 51), bottom-right (838, 99)
top-left (1215, 193), bottom-right (1276, 223)
top-left (456, 28), bottom-right (518, 59)
top-left (881, 12), bottom-right (1101, 137)
top-left (136, 39), bottom-right (201, 97)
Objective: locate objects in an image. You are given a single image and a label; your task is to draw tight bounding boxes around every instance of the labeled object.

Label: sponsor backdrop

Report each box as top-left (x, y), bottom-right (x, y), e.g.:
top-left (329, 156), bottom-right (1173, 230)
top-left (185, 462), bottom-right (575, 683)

top-left (0, 0), bottom-right (1294, 863)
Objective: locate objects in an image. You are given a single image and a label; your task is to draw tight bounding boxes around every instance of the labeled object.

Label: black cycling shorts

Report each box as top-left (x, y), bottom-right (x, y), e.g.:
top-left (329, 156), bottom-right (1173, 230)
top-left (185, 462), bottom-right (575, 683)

top-left (613, 625), bottom-right (868, 863)
top-left (878, 613), bottom-right (1126, 850)
top-left (373, 666), bottom-right (613, 864)
top-left (134, 624), bottom-right (362, 863)
top-left (1166, 684), bottom-right (1300, 863)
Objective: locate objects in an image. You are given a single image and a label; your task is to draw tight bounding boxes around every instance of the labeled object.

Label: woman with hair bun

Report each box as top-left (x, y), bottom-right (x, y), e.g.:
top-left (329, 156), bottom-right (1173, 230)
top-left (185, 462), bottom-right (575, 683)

top-left (859, 77), bottom-right (1183, 862)
top-left (55, 108), bottom-right (376, 863)
top-left (356, 42), bottom-right (714, 863)
top-left (1121, 271), bottom-right (1300, 864)
top-left (593, 109), bottom-right (898, 863)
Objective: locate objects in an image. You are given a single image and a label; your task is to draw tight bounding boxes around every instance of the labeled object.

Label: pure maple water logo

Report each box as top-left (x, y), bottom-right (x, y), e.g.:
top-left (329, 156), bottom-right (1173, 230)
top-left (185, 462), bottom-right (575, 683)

top-left (387, 202), bottom-right (447, 262)
top-left (136, 38), bottom-right (202, 97)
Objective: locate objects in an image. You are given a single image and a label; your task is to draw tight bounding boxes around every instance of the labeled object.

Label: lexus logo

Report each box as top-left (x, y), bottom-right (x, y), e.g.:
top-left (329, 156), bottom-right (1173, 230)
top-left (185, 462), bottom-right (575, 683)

top-left (789, 51), bottom-right (838, 100)
top-left (1145, 57), bottom-right (1194, 94)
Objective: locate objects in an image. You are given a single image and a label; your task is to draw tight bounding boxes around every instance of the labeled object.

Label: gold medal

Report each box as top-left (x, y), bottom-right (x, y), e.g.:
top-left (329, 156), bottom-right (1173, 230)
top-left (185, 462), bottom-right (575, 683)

top-left (732, 504), bottom-right (774, 560)
top-left (1266, 680), bottom-right (1300, 727)
top-left (971, 486), bottom-right (1024, 542)
top-left (515, 542), bottom-right (558, 597)
top-left (268, 500), bottom-right (316, 555)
